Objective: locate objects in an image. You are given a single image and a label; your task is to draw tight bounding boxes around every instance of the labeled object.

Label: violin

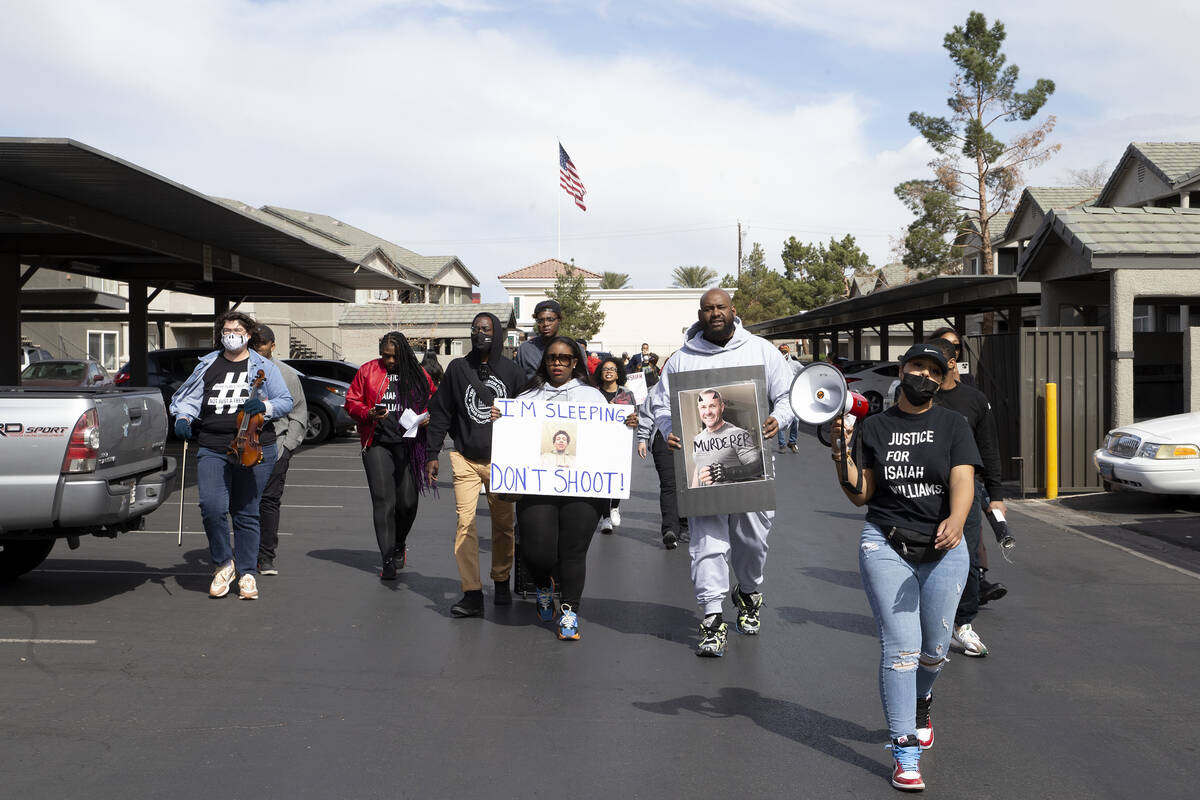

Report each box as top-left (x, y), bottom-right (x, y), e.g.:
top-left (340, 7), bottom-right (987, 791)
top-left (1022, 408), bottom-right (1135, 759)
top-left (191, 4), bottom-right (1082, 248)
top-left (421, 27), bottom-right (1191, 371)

top-left (229, 369), bottom-right (267, 467)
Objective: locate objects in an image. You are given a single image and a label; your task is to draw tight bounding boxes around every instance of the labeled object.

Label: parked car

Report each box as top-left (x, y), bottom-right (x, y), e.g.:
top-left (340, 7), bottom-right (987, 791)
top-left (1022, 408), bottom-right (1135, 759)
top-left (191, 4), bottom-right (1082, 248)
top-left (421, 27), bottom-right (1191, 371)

top-left (842, 362), bottom-right (900, 415)
top-left (21, 359), bottom-right (113, 388)
top-left (19, 344), bottom-right (53, 371)
top-left (283, 358), bottom-right (360, 385)
top-left (115, 348), bottom-right (355, 445)
top-left (0, 386), bottom-right (176, 579)
top-left (1093, 412), bottom-right (1200, 495)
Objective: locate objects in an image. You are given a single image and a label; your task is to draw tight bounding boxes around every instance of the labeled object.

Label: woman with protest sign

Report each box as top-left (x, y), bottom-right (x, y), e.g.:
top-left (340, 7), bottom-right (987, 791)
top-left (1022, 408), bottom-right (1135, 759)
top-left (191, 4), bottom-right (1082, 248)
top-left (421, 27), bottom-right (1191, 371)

top-left (508, 337), bottom-right (637, 640)
top-left (830, 343), bottom-right (980, 792)
top-left (593, 357), bottom-right (636, 534)
top-left (346, 331), bottom-right (436, 580)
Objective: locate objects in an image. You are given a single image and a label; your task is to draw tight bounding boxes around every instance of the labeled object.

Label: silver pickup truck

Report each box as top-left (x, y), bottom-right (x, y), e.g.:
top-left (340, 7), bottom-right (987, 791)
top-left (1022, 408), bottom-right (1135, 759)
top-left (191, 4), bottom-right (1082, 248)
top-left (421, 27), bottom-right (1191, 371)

top-left (0, 387), bottom-right (177, 579)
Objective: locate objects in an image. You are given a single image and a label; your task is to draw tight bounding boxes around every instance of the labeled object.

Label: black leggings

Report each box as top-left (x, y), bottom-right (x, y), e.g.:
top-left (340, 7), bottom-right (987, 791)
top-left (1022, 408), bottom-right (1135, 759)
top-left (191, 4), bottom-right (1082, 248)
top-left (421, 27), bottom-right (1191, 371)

top-left (518, 496), bottom-right (604, 609)
top-left (362, 442), bottom-right (419, 564)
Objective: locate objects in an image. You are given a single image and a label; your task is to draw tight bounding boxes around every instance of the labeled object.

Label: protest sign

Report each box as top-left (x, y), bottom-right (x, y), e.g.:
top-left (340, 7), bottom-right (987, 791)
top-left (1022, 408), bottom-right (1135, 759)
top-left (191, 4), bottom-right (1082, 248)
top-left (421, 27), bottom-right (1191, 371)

top-left (626, 371), bottom-right (648, 404)
top-left (490, 398), bottom-right (633, 499)
top-left (669, 365), bottom-right (775, 516)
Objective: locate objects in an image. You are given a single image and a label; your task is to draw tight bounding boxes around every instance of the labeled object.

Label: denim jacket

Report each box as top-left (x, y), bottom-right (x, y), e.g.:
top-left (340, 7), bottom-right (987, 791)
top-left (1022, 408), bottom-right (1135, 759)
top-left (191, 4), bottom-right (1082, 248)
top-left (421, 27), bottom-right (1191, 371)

top-left (169, 349), bottom-right (294, 422)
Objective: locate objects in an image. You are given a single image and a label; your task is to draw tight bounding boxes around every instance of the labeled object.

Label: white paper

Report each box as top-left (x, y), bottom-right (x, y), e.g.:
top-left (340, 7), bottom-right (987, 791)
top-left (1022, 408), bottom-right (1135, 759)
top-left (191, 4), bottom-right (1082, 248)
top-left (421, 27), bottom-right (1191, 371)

top-left (626, 372), bottom-right (648, 404)
top-left (399, 408), bottom-right (429, 438)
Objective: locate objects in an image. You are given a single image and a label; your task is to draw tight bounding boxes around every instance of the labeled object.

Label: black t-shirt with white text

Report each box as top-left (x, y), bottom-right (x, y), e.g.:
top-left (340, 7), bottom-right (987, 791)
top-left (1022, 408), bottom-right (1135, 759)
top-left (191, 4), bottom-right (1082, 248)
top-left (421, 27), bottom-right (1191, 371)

top-left (196, 354), bottom-right (276, 451)
top-left (857, 405), bottom-right (980, 536)
top-left (372, 372), bottom-right (409, 446)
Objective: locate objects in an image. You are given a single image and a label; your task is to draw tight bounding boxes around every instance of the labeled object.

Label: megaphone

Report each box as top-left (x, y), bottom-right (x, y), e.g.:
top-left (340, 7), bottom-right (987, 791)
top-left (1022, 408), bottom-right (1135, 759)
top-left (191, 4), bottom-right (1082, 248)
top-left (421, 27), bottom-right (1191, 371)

top-left (789, 363), bottom-right (871, 427)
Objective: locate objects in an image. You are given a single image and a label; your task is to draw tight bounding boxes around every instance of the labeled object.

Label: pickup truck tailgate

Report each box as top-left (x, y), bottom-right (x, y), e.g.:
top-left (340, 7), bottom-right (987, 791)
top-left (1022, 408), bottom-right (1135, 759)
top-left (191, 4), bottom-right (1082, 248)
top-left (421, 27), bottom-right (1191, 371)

top-left (0, 395), bottom-right (81, 529)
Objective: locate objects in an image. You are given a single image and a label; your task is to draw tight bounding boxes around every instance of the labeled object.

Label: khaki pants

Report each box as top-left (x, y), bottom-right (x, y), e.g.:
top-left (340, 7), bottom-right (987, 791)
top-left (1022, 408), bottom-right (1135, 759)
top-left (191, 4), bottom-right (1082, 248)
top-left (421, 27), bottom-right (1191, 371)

top-left (450, 450), bottom-right (515, 591)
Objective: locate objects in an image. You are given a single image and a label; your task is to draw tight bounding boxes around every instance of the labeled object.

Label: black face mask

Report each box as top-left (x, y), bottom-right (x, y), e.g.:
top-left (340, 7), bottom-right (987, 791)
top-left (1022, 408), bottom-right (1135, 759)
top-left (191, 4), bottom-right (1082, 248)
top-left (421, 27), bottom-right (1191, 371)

top-left (471, 333), bottom-right (493, 352)
top-left (900, 372), bottom-right (939, 406)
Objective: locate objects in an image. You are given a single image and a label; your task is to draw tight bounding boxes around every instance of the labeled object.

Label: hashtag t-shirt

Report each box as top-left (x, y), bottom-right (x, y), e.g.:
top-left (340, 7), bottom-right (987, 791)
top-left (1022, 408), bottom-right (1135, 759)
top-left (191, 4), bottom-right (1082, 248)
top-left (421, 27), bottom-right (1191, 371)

top-left (856, 405), bottom-right (980, 536)
top-left (196, 354), bottom-right (276, 451)
top-left (691, 420), bottom-right (761, 487)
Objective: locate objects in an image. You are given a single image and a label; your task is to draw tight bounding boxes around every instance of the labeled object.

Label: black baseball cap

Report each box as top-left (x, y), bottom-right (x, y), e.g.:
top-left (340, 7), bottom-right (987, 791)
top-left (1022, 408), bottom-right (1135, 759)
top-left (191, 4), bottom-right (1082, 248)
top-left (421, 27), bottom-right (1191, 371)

top-left (899, 343), bottom-right (948, 375)
top-left (533, 299), bottom-right (562, 318)
top-left (254, 324), bottom-right (276, 344)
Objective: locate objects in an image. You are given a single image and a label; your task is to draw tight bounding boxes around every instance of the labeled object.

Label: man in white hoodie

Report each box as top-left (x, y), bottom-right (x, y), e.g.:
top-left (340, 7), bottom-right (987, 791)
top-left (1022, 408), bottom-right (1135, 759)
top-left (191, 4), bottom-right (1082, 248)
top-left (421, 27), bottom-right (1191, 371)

top-left (650, 289), bottom-right (796, 657)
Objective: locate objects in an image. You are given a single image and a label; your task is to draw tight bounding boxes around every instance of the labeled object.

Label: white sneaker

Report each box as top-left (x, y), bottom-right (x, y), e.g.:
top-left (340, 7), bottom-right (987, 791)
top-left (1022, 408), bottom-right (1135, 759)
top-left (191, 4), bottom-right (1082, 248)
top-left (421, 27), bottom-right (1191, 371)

top-left (238, 573), bottom-right (259, 600)
top-left (953, 623), bottom-right (988, 657)
top-left (600, 516), bottom-right (614, 534)
top-left (610, 508), bottom-right (621, 527)
top-left (209, 560), bottom-right (236, 598)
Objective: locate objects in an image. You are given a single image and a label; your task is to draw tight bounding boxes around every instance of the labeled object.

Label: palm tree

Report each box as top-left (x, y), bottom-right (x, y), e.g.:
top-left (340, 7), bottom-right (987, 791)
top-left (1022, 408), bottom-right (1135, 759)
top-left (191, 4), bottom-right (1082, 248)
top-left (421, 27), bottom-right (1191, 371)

top-left (600, 272), bottom-right (632, 289)
top-left (671, 265), bottom-right (717, 288)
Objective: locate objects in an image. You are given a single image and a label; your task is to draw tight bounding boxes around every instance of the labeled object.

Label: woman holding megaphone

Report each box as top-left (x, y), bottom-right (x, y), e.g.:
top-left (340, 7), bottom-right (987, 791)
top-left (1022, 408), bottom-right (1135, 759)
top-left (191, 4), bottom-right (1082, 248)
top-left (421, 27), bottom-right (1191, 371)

top-left (830, 343), bottom-right (980, 793)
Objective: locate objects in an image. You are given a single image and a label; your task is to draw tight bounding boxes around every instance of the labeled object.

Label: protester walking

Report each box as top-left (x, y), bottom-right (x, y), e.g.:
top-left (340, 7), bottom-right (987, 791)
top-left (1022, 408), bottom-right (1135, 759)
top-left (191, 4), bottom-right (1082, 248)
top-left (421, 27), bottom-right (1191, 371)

top-left (505, 337), bottom-right (637, 641)
top-left (650, 289), bottom-right (796, 657)
top-left (346, 331), bottom-right (436, 580)
top-left (170, 311), bottom-right (294, 601)
top-left (425, 312), bottom-right (525, 617)
top-left (636, 389), bottom-right (689, 550)
top-left (926, 335), bottom-right (1007, 657)
top-left (776, 344), bottom-right (802, 453)
top-left (250, 325), bottom-right (308, 576)
top-left (514, 299), bottom-right (562, 380)
top-left (831, 342), bottom-right (979, 791)
top-left (594, 356), bottom-right (637, 534)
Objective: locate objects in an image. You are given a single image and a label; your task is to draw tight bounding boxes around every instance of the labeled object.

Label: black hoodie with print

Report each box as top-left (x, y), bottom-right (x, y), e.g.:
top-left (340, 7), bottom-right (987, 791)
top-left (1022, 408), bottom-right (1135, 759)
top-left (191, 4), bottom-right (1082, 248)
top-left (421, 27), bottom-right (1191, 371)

top-left (425, 312), bottom-right (525, 463)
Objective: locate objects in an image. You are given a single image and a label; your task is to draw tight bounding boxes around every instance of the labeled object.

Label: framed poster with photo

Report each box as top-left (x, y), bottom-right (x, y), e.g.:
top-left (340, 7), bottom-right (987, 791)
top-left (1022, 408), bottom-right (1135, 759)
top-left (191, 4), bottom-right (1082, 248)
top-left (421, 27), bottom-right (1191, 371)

top-left (670, 364), bottom-right (775, 517)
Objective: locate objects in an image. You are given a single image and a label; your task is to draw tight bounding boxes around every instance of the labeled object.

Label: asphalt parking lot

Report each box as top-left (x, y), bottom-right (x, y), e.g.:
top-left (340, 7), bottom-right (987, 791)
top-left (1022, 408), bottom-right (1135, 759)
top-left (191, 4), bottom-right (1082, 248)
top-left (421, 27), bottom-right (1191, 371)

top-left (3, 431), bottom-right (1199, 799)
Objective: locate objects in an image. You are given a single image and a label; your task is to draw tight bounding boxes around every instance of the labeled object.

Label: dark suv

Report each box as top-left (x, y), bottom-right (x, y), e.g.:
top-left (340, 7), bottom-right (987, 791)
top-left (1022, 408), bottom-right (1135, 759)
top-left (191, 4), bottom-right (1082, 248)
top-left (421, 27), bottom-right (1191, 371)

top-left (115, 348), bottom-right (355, 445)
top-left (283, 358), bottom-right (360, 385)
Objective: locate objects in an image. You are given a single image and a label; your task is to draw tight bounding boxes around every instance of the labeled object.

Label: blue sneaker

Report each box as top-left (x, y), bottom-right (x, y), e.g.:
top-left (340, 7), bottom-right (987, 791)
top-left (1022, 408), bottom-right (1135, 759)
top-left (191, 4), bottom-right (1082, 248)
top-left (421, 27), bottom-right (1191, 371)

top-left (557, 603), bottom-right (580, 640)
top-left (535, 585), bottom-right (555, 622)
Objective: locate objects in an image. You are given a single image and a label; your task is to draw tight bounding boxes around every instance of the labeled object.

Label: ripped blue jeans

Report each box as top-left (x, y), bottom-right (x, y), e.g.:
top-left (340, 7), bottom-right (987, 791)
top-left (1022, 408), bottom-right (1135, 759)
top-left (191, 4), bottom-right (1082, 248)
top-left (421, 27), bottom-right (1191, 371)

top-left (858, 521), bottom-right (969, 740)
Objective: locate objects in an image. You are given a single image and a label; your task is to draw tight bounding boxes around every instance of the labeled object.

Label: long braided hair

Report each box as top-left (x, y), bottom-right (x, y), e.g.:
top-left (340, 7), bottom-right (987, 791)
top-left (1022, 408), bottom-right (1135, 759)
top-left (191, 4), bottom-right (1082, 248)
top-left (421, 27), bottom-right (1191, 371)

top-left (378, 330), bottom-right (434, 494)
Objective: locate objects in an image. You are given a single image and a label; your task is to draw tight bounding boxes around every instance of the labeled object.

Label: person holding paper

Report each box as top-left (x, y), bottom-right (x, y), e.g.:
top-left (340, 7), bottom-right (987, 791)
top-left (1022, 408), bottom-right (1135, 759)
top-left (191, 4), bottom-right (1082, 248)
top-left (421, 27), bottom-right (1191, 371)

top-left (650, 289), bottom-right (796, 657)
top-left (505, 337), bottom-right (637, 641)
top-left (594, 357), bottom-right (636, 533)
top-left (346, 331), bottom-right (436, 580)
top-left (425, 312), bottom-right (525, 617)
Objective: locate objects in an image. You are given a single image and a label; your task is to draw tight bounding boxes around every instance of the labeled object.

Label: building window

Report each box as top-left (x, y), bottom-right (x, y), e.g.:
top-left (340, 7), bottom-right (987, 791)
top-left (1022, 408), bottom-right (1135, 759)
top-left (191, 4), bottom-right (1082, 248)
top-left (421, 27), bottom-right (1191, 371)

top-left (512, 296), bottom-right (520, 319)
top-left (87, 330), bottom-right (119, 369)
top-left (1132, 304), bottom-right (1153, 333)
top-left (85, 276), bottom-right (120, 295)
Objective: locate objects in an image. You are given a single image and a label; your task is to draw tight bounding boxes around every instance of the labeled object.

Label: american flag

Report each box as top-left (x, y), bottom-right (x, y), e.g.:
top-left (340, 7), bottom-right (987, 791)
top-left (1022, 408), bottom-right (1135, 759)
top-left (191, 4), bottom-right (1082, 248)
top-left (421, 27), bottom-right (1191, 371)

top-left (559, 143), bottom-right (587, 211)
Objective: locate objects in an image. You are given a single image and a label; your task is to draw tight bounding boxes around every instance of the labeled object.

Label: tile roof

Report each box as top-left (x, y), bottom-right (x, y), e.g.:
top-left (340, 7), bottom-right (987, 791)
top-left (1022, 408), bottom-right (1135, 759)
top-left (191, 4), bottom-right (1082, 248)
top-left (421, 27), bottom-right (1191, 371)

top-left (497, 258), bottom-right (603, 280)
top-left (1025, 206), bottom-right (1200, 267)
top-left (260, 206), bottom-right (478, 284)
top-left (1132, 142), bottom-right (1200, 184)
top-left (877, 262), bottom-right (914, 288)
top-left (1025, 187), bottom-right (1099, 214)
top-left (339, 302), bottom-right (515, 327)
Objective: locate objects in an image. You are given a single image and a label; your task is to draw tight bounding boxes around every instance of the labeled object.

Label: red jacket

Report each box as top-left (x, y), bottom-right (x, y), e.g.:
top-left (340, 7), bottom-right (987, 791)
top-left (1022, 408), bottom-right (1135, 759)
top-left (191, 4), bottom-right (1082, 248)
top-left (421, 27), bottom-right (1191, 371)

top-left (345, 358), bottom-right (436, 449)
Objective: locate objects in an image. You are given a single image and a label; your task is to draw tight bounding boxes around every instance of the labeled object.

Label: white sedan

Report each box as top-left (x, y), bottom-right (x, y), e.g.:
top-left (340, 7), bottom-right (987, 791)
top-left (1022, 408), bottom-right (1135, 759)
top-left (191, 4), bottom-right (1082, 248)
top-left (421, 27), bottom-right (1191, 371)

top-left (1093, 412), bottom-right (1200, 495)
top-left (842, 362), bottom-right (900, 414)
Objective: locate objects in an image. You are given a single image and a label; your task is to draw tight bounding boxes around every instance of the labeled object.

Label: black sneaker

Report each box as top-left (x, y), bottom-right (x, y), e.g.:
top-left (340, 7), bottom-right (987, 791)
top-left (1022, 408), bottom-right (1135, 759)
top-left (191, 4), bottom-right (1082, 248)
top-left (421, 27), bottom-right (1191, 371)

top-left (916, 692), bottom-right (934, 749)
top-left (979, 578), bottom-right (1008, 605)
top-left (494, 580), bottom-right (512, 606)
top-left (380, 560), bottom-right (397, 581)
top-left (451, 590), bottom-right (485, 617)
top-left (731, 585), bottom-right (764, 635)
top-left (677, 527), bottom-right (690, 544)
top-left (663, 531), bottom-right (678, 550)
top-left (396, 547), bottom-right (407, 570)
top-left (257, 558), bottom-right (278, 576)
top-left (696, 614), bottom-right (728, 657)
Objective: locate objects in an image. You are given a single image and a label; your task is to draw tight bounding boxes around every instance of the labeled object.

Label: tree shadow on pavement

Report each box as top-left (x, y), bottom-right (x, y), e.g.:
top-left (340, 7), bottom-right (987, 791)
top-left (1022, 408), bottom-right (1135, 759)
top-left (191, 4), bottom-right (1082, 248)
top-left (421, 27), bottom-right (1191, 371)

top-left (633, 687), bottom-right (890, 778)
top-left (799, 566), bottom-right (863, 591)
top-left (776, 606), bottom-right (877, 638)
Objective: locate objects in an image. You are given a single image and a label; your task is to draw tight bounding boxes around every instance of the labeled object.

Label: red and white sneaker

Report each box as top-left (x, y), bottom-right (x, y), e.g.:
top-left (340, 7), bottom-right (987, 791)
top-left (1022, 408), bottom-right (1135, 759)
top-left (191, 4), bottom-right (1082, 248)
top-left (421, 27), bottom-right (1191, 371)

top-left (916, 693), bottom-right (933, 749)
top-left (889, 735), bottom-right (925, 791)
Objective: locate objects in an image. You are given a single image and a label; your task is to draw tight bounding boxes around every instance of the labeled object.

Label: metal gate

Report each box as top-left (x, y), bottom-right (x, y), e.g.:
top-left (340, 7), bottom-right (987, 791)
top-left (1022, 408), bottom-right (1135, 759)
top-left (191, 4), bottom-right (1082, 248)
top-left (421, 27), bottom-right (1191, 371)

top-left (965, 327), bottom-right (1107, 495)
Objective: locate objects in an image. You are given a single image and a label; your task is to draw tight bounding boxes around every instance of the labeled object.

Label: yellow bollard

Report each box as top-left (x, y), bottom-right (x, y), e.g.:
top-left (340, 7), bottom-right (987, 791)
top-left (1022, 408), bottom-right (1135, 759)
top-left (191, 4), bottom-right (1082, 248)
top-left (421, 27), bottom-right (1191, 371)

top-left (1045, 382), bottom-right (1058, 499)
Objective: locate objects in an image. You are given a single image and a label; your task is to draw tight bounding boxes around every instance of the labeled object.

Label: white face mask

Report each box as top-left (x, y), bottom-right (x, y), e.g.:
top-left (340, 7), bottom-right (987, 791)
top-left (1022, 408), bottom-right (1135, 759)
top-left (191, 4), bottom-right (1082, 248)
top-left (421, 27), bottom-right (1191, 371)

top-left (222, 333), bottom-right (249, 352)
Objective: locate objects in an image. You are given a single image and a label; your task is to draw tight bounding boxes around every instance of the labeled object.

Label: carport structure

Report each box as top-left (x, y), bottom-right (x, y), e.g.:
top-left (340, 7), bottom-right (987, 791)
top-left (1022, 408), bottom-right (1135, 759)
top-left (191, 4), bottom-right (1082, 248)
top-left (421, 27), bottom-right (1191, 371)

top-left (747, 275), bottom-right (1042, 360)
top-left (0, 138), bottom-right (411, 385)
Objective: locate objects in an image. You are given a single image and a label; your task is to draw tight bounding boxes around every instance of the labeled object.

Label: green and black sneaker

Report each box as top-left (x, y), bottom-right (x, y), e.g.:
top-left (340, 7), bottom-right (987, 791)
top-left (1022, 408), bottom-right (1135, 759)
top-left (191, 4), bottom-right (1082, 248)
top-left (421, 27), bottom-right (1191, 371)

top-left (696, 614), bottom-right (728, 657)
top-left (732, 585), bottom-right (764, 635)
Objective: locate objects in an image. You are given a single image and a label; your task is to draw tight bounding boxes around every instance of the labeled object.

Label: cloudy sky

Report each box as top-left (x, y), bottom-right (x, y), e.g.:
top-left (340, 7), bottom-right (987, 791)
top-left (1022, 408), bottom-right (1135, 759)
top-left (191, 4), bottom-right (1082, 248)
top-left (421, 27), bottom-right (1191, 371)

top-left (3, 0), bottom-right (1197, 300)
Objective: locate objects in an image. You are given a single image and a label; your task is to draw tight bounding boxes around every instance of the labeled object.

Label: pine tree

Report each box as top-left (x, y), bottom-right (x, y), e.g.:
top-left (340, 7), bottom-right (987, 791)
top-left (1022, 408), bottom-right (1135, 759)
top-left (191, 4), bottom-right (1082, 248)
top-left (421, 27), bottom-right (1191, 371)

top-left (548, 264), bottom-right (606, 341)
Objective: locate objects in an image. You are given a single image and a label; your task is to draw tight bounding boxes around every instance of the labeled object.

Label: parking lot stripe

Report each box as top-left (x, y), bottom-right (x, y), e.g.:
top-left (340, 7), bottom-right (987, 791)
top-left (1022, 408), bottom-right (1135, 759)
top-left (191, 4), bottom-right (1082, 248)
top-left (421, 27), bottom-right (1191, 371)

top-left (0, 638), bottom-right (97, 644)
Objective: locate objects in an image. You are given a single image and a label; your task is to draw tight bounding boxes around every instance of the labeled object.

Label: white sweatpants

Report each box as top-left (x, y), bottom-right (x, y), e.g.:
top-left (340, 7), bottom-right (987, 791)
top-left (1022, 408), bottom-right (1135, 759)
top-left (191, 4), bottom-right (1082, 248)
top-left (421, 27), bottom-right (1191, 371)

top-left (688, 510), bottom-right (774, 615)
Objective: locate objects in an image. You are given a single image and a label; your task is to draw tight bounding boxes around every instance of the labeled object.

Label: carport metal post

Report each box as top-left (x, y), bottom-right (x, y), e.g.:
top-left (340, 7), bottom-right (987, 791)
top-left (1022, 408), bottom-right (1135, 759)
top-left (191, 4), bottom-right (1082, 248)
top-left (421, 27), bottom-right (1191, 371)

top-left (879, 324), bottom-right (889, 361)
top-left (852, 328), bottom-right (862, 360)
top-left (128, 279), bottom-right (148, 386)
top-left (1, 252), bottom-right (18, 384)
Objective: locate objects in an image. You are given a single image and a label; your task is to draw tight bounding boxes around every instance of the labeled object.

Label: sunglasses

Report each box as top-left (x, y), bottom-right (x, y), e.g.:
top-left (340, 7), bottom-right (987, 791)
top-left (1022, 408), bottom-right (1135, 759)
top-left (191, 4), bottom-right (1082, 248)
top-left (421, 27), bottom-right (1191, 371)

top-left (545, 354), bottom-right (576, 365)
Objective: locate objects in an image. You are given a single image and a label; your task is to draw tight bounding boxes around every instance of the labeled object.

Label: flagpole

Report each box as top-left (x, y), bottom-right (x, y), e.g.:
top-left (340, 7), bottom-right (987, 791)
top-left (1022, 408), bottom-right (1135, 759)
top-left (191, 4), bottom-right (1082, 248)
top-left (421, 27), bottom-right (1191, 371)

top-left (556, 138), bottom-right (561, 261)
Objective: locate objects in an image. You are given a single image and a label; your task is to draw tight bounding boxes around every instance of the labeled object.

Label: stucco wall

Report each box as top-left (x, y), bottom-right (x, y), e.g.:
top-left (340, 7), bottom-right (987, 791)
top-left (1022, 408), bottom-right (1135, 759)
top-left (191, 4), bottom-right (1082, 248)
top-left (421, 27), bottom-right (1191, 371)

top-left (1187, 328), bottom-right (1200, 413)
